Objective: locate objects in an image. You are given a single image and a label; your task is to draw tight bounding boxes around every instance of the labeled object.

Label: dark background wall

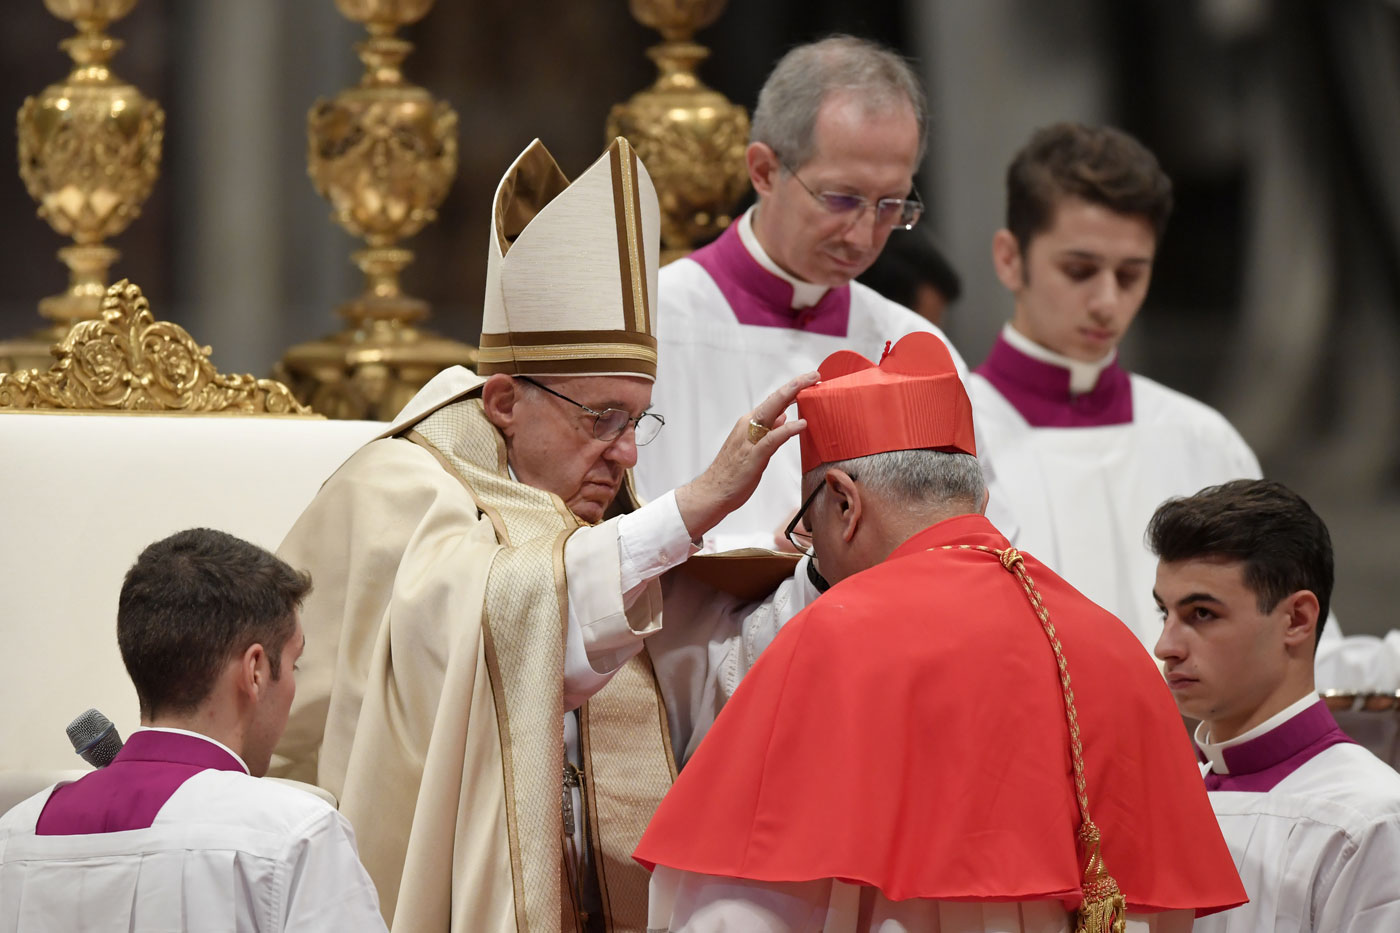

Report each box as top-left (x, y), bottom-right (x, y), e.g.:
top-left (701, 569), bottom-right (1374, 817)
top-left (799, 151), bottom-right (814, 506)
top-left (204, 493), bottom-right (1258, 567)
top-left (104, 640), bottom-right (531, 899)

top-left (2, 0), bottom-right (1396, 635)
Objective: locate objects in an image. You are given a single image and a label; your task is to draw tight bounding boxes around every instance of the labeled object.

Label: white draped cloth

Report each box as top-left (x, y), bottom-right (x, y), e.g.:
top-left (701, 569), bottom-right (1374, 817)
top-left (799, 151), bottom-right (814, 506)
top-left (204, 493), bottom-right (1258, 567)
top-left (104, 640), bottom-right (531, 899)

top-left (365, 368), bottom-right (810, 899)
top-left (1193, 696), bottom-right (1400, 931)
top-left (650, 553), bottom-right (820, 764)
top-left (970, 364), bottom-right (1260, 651)
top-left (646, 866), bottom-right (1194, 933)
top-left (969, 338), bottom-right (1398, 689)
top-left (0, 753), bottom-right (385, 932)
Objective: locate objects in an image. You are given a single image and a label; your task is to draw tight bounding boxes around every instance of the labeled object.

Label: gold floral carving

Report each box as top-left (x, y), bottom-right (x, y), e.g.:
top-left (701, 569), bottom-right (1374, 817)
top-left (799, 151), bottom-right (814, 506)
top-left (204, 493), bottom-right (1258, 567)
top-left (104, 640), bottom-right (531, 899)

top-left (0, 280), bottom-right (314, 415)
top-left (608, 0), bottom-right (749, 262)
top-left (307, 81), bottom-right (456, 250)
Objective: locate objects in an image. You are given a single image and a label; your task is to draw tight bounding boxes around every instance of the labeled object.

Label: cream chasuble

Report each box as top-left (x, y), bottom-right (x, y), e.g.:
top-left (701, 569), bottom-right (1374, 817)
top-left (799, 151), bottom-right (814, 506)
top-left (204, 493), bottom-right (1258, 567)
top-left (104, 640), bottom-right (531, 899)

top-left (273, 382), bottom-right (673, 933)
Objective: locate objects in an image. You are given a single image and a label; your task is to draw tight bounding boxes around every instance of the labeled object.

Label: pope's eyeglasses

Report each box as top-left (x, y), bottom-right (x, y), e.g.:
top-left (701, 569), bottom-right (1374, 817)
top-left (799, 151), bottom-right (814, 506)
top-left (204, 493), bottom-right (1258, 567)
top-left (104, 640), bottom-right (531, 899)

top-left (517, 376), bottom-right (664, 446)
top-left (778, 156), bottom-right (923, 231)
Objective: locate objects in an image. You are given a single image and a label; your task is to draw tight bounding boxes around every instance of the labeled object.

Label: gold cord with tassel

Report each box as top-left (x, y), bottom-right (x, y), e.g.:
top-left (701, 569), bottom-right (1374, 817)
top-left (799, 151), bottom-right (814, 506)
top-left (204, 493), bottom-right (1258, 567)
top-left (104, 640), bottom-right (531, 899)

top-left (937, 545), bottom-right (1127, 933)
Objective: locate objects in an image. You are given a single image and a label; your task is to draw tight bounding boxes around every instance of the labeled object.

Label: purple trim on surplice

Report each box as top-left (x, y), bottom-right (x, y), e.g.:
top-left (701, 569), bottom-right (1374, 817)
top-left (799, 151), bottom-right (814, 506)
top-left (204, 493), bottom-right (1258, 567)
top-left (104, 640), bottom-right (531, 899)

top-left (687, 222), bottom-right (852, 336)
top-left (974, 332), bottom-right (1133, 427)
top-left (1201, 700), bottom-right (1359, 793)
top-left (36, 730), bottom-right (246, 835)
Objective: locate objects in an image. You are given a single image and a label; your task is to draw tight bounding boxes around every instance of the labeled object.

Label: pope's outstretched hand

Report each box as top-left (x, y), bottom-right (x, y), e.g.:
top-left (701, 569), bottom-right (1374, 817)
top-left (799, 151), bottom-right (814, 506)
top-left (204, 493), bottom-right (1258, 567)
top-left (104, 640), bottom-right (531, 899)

top-left (674, 372), bottom-right (819, 540)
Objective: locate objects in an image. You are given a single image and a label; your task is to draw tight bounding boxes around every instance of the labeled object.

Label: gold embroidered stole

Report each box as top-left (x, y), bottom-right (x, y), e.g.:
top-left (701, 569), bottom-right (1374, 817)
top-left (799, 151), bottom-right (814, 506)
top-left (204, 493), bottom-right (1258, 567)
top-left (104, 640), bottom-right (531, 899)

top-left (411, 397), bottom-right (673, 933)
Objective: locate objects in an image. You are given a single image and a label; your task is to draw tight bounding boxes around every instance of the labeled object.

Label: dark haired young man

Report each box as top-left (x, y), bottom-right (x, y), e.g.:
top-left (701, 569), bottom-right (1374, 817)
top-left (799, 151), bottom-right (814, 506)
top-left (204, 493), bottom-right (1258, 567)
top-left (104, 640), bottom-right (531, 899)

top-left (1150, 480), bottom-right (1400, 932)
top-left (970, 122), bottom-right (1261, 652)
top-left (0, 528), bottom-right (386, 932)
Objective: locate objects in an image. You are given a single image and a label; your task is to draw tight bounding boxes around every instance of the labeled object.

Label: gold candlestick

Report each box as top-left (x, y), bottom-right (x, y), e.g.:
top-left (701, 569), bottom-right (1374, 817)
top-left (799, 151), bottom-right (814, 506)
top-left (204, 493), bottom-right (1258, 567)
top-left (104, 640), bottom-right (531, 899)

top-left (607, 0), bottom-right (749, 265)
top-left (279, 0), bottom-right (475, 421)
top-left (2, 0), bottom-right (164, 373)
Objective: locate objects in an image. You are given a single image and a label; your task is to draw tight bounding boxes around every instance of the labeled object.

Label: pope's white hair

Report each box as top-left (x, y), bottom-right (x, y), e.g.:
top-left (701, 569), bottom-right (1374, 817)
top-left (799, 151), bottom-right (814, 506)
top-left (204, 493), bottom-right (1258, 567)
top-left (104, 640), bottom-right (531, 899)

top-left (804, 448), bottom-right (985, 511)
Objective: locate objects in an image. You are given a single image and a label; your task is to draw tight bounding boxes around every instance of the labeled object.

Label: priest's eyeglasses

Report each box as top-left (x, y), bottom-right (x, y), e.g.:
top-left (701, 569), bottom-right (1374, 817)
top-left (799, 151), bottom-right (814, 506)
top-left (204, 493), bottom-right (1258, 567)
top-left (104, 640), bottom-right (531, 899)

top-left (518, 376), bottom-right (665, 446)
top-left (780, 159), bottom-right (924, 231)
top-left (785, 475), bottom-right (840, 551)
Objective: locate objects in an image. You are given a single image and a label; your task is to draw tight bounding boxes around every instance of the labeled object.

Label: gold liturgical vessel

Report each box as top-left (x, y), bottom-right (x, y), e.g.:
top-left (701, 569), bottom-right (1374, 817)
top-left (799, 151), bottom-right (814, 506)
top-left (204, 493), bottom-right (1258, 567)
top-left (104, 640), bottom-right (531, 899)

top-left (608, 0), bottom-right (750, 264)
top-left (279, 0), bottom-right (475, 421)
top-left (2, 0), bottom-right (164, 373)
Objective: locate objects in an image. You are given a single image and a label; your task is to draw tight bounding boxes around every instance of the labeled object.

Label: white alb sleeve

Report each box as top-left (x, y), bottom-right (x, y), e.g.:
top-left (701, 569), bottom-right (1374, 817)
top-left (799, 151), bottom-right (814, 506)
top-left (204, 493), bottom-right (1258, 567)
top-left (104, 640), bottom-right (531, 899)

top-left (561, 490), bottom-right (696, 710)
top-left (281, 809), bottom-right (388, 932)
top-left (650, 554), bottom-right (818, 764)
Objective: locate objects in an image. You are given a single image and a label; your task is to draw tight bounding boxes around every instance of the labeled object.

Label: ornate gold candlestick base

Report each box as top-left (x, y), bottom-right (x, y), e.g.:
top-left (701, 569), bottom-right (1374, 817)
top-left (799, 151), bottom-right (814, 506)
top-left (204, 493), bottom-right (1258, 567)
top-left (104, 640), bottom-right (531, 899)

top-left (607, 0), bottom-right (749, 264)
top-left (278, 270), bottom-right (477, 422)
top-left (280, 0), bottom-right (474, 421)
top-left (0, 333), bottom-right (66, 375)
top-left (0, 226), bottom-right (125, 374)
top-left (39, 244), bottom-right (122, 326)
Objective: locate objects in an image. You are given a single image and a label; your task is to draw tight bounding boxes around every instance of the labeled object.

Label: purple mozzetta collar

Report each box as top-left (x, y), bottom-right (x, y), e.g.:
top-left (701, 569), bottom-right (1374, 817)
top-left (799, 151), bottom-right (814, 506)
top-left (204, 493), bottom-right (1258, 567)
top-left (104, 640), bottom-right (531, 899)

top-left (974, 332), bottom-right (1133, 427)
top-left (1197, 700), bottom-right (1358, 793)
top-left (36, 730), bottom-right (247, 835)
top-left (688, 221), bottom-right (852, 336)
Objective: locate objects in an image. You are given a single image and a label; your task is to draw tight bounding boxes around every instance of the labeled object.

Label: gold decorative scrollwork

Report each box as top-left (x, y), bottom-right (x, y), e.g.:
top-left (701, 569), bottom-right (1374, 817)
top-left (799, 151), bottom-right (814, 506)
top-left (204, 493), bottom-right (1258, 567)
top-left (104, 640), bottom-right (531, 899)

top-left (0, 280), bottom-right (315, 416)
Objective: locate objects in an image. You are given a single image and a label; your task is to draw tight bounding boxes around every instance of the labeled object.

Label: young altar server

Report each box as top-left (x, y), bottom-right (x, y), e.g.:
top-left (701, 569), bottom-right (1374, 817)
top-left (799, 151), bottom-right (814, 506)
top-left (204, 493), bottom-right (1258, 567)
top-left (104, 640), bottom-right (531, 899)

top-left (969, 122), bottom-right (1260, 650)
top-left (0, 528), bottom-right (386, 932)
top-left (1150, 479), bottom-right (1400, 932)
top-left (635, 331), bottom-right (1246, 933)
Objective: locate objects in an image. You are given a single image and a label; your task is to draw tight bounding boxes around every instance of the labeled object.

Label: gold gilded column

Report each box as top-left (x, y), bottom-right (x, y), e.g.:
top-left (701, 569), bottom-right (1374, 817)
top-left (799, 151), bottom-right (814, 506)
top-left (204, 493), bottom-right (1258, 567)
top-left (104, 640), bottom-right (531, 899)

top-left (607, 0), bottom-right (749, 265)
top-left (278, 0), bottom-right (475, 421)
top-left (2, 0), bottom-right (164, 373)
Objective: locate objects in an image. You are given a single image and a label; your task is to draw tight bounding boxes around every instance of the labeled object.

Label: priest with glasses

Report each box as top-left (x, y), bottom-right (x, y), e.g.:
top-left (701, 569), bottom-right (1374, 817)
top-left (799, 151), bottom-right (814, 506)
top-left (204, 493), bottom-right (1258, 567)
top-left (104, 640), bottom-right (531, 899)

top-left (634, 35), bottom-right (1012, 554)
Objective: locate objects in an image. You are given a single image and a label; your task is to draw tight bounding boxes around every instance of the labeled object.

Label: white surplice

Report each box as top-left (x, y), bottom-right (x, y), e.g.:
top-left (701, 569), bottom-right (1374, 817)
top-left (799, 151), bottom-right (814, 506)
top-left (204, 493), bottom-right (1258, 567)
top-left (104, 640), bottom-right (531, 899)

top-left (646, 866), bottom-right (1194, 933)
top-left (636, 210), bottom-right (980, 553)
top-left (969, 333), bottom-right (1400, 688)
top-left (968, 353), bottom-right (1260, 651)
top-left (1193, 697), bottom-right (1400, 932)
top-left (650, 553), bottom-right (820, 764)
top-left (0, 766), bottom-right (385, 933)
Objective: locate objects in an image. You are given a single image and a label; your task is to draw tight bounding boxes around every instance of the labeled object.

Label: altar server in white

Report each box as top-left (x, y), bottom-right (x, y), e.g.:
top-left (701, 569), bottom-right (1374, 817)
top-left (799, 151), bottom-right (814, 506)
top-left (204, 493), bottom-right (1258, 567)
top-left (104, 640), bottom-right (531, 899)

top-left (636, 36), bottom-right (993, 552)
top-left (1151, 479), bottom-right (1400, 932)
top-left (0, 528), bottom-right (386, 933)
top-left (970, 122), bottom-right (1262, 650)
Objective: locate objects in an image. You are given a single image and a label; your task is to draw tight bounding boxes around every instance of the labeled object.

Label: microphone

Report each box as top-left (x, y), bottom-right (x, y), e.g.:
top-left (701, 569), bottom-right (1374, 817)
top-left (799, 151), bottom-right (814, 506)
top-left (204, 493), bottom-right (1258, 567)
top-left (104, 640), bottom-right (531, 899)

top-left (66, 708), bottom-right (124, 768)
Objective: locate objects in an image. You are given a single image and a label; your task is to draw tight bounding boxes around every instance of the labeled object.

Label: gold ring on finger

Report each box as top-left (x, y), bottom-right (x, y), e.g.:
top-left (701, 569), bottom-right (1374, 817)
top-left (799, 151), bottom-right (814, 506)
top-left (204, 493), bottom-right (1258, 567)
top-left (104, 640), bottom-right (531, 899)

top-left (747, 419), bottom-right (770, 444)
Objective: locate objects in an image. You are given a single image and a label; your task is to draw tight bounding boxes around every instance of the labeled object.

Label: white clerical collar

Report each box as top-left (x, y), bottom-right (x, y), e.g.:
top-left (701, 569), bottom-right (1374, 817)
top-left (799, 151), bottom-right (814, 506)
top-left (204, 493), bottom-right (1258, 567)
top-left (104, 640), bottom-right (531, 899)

top-left (135, 725), bottom-right (251, 774)
top-left (1193, 692), bottom-right (1318, 775)
top-left (1001, 324), bottom-right (1116, 396)
top-left (737, 206), bottom-right (829, 310)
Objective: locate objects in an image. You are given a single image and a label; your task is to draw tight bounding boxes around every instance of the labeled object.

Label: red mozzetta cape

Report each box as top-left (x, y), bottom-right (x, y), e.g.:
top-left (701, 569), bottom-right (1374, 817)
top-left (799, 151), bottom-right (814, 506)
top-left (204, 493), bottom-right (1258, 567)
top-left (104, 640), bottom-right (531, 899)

top-left (635, 515), bottom-right (1245, 915)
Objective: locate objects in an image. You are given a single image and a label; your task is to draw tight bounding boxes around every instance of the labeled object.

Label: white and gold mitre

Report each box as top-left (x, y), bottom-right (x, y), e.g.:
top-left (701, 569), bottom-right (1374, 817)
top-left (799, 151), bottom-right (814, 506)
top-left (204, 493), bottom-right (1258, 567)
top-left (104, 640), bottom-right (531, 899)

top-left (478, 137), bottom-right (660, 381)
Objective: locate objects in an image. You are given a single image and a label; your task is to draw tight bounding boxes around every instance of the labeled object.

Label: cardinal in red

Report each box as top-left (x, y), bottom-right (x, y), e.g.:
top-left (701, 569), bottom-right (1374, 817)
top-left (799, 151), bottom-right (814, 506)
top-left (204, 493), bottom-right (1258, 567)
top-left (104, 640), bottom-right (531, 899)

top-left (634, 331), bottom-right (1246, 933)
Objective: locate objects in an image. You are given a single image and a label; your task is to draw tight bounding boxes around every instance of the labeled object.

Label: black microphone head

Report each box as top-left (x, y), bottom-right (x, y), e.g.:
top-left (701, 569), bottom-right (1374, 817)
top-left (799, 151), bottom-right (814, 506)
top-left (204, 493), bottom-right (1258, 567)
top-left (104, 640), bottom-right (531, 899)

top-left (66, 708), bottom-right (123, 768)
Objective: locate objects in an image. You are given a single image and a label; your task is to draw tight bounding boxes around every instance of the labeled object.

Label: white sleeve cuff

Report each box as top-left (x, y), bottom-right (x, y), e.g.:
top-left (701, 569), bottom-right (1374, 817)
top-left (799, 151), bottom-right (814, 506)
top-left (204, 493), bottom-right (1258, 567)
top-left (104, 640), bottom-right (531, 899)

top-left (616, 489), bottom-right (698, 593)
top-left (561, 491), bottom-right (697, 706)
